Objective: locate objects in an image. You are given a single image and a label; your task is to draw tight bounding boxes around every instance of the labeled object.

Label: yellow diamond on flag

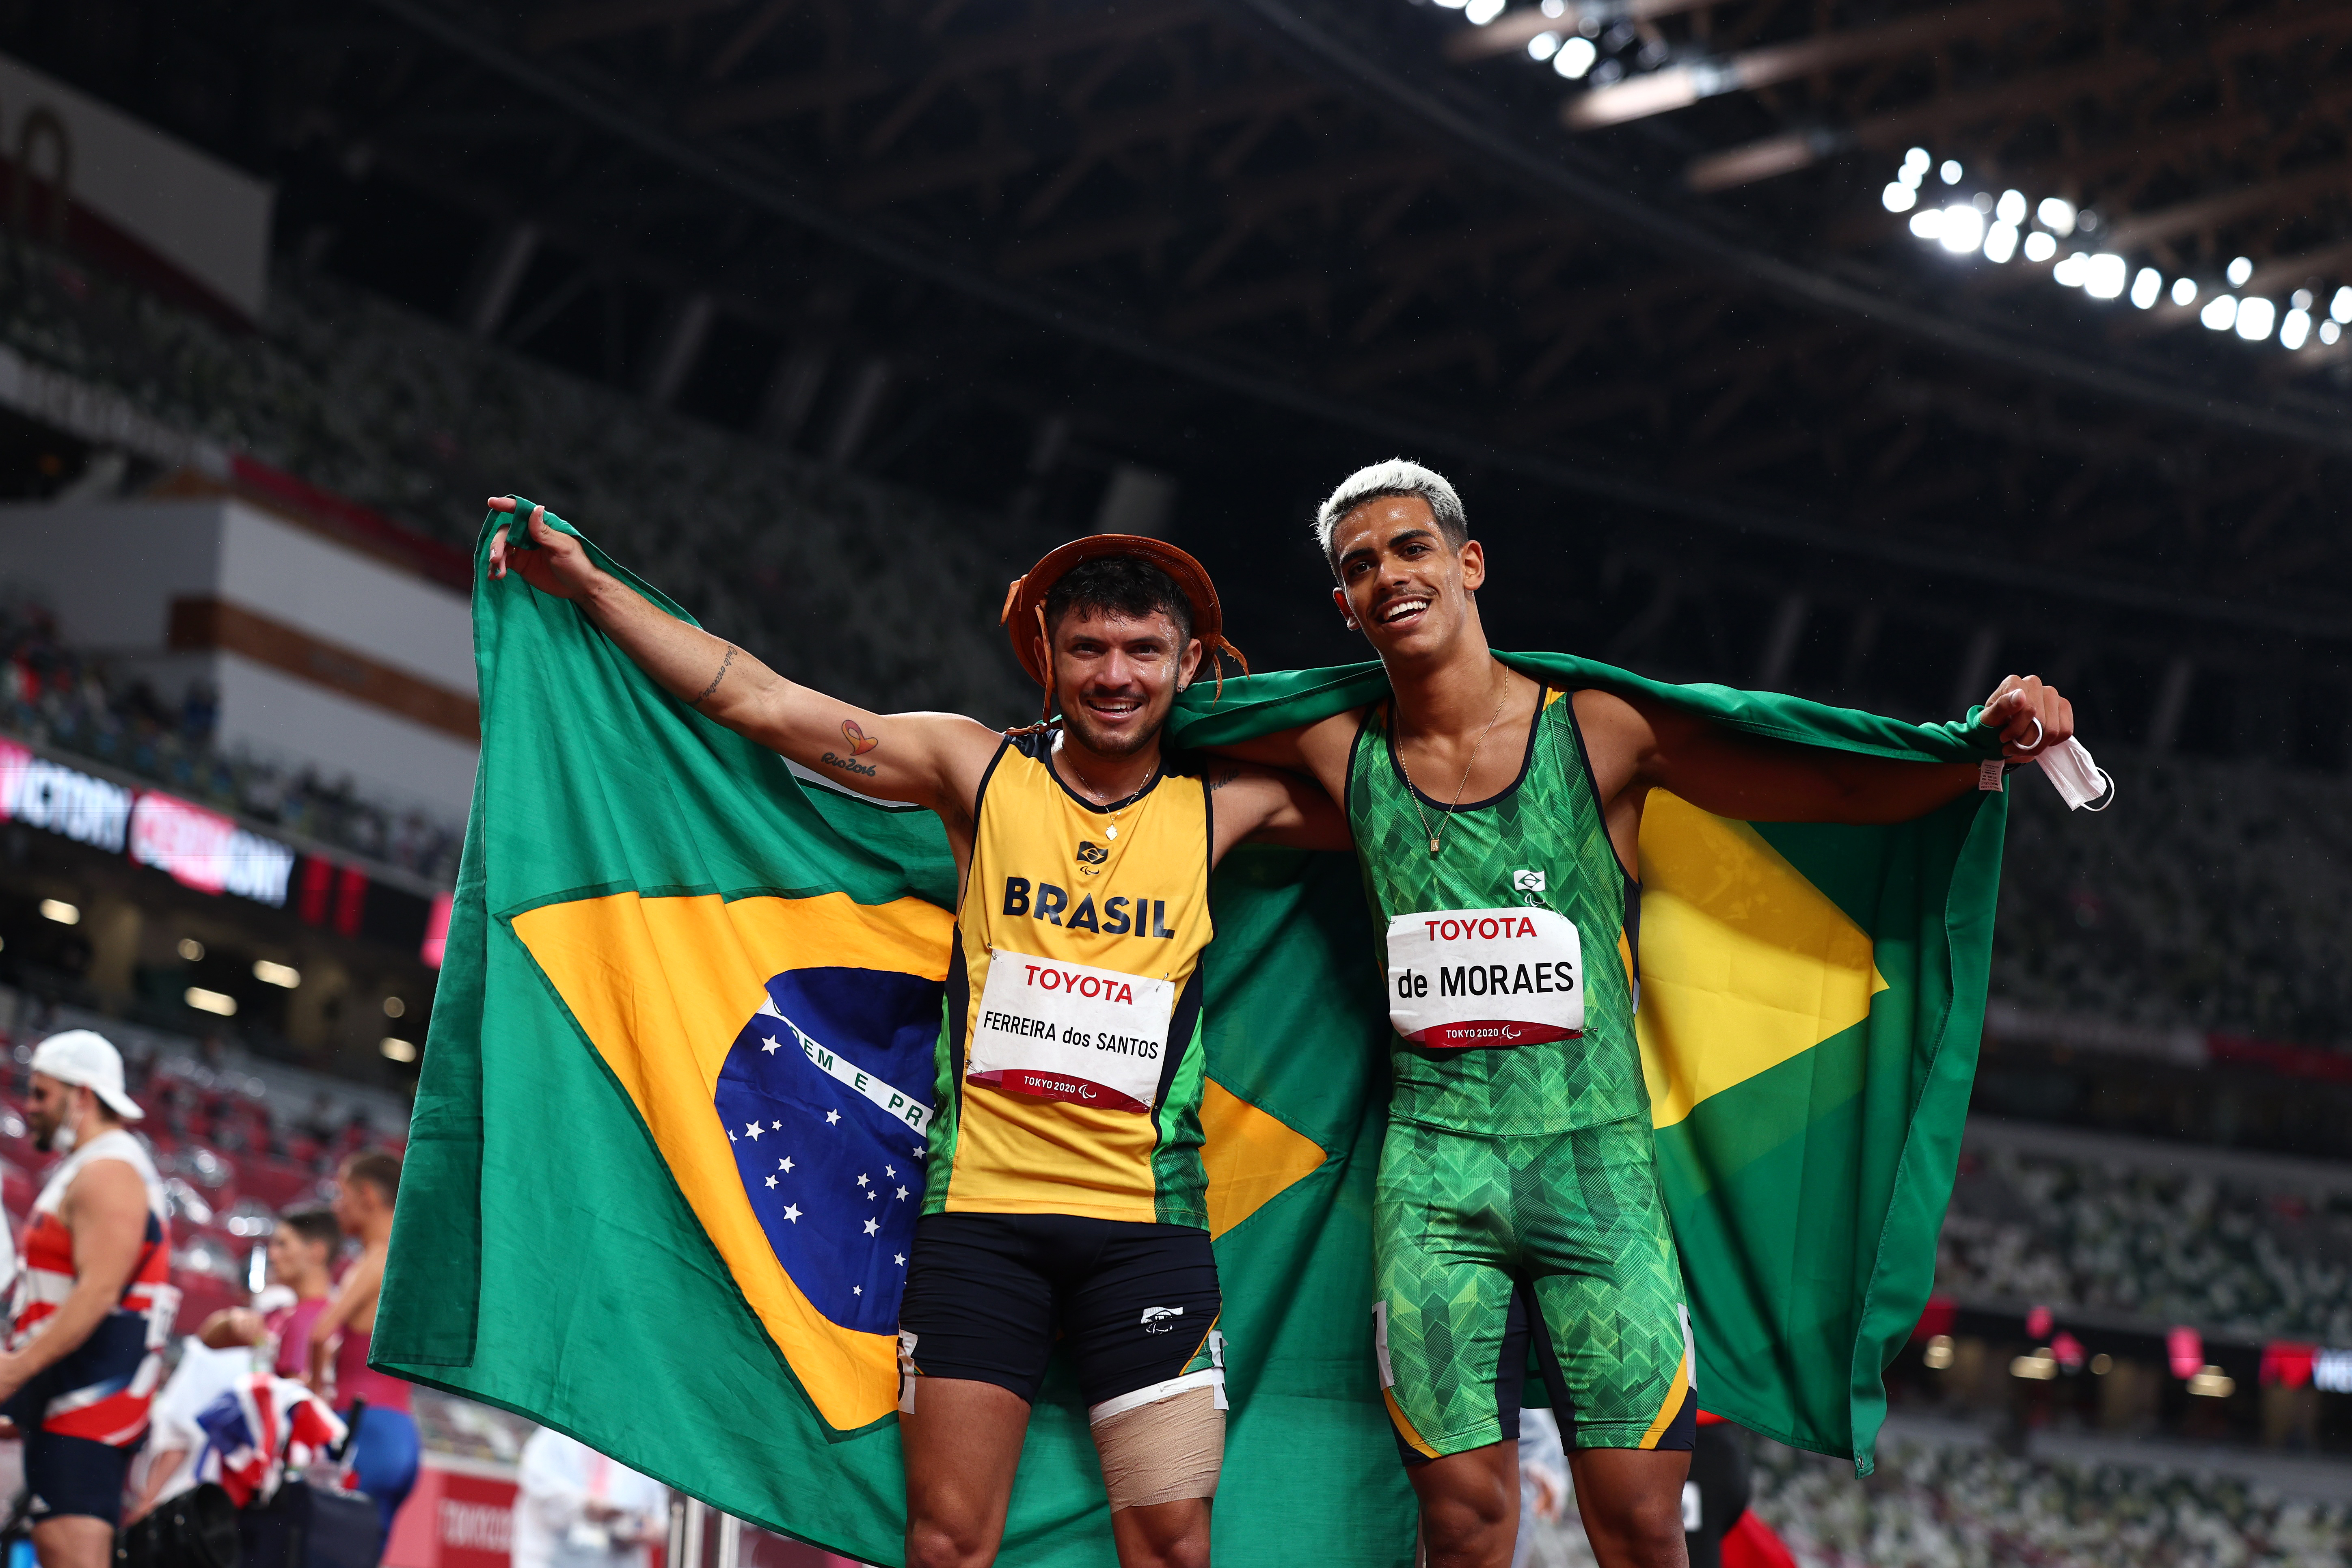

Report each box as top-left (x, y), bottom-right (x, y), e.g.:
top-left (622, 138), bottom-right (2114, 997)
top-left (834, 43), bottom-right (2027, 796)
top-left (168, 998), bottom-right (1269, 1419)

top-left (1634, 791), bottom-right (1888, 1130)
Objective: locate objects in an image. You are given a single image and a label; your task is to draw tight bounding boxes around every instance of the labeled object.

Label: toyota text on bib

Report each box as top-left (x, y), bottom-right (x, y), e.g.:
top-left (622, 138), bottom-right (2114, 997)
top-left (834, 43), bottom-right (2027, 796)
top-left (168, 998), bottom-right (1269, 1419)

top-left (1385, 907), bottom-right (1582, 1048)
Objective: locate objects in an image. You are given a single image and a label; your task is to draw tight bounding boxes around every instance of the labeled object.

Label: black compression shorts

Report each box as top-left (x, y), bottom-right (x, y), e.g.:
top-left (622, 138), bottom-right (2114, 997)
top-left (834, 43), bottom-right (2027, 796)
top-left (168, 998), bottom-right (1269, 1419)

top-left (897, 1213), bottom-right (1222, 1411)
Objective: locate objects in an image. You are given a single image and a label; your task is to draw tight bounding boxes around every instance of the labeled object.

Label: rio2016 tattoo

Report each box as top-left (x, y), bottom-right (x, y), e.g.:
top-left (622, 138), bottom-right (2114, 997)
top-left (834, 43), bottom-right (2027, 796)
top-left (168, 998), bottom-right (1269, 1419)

top-left (693, 646), bottom-right (738, 706)
top-left (823, 717), bottom-right (881, 778)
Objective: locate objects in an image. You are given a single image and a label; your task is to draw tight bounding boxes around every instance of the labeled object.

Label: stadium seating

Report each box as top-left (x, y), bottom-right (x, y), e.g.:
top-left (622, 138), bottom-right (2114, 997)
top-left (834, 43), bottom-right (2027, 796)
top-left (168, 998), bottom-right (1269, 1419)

top-left (1746, 1436), bottom-right (2352, 1568)
top-left (0, 591), bottom-right (462, 882)
top-left (1937, 1138), bottom-right (2352, 1344)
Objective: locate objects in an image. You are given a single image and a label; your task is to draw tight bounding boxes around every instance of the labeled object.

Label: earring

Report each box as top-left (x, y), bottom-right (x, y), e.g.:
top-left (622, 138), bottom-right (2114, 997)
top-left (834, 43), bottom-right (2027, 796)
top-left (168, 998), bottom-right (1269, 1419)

top-left (1345, 617), bottom-right (1359, 630)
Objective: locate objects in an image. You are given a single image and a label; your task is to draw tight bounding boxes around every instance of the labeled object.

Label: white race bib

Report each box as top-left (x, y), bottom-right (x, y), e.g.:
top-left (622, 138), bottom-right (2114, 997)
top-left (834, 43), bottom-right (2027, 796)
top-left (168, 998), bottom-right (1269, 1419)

top-left (1385, 907), bottom-right (1583, 1048)
top-left (968, 949), bottom-right (1177, 1112)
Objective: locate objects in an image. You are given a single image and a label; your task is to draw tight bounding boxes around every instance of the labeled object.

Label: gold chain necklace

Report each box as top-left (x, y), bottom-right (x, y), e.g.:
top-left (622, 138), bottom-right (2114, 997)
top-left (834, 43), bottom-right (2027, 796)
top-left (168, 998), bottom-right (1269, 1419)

top-left (1398, 686), bottom-right (1511, 856)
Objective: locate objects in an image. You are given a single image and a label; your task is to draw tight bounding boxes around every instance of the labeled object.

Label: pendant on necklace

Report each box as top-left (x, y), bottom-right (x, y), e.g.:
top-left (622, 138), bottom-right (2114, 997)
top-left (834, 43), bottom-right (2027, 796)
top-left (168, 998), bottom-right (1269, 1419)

top-left (1106, 825), bottom-right (1119, 840)
top-left (1428, 837), bottom-right (1441, 854)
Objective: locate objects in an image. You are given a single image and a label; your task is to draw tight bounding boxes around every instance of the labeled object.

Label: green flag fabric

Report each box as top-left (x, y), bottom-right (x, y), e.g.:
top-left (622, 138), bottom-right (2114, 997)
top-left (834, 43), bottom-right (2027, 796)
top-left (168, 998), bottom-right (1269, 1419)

top-left (378, 510), bottom-right (2006, 1568)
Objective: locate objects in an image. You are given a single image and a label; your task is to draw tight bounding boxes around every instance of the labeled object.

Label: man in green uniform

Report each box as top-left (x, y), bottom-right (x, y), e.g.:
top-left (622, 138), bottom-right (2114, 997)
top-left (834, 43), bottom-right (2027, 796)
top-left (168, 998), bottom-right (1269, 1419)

top-left (1220, 459), bottom-right (2073, 1568)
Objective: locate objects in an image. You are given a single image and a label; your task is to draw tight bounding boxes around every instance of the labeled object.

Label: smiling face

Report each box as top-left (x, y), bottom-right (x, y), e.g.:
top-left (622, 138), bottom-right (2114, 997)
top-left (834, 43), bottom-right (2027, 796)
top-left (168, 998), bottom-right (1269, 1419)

top-left (25, 1072), bottom-right (85, 1152)
top-left (1328, 494), bottom-right (1486, 665)
top-left (1047, 605), bottom-right (1201, 761)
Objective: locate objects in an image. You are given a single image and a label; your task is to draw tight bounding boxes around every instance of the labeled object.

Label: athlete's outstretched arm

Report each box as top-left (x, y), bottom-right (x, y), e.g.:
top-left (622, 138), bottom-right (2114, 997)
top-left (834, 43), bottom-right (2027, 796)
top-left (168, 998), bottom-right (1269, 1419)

top-left (1203, 711), bottom-right (1359, 807)
top-left (1205, 763), bottom-right (1354, 858)
top-left (486, 499), bottom-right (997, 815)
top-left (1585, 674), bottom-right (2074, 827)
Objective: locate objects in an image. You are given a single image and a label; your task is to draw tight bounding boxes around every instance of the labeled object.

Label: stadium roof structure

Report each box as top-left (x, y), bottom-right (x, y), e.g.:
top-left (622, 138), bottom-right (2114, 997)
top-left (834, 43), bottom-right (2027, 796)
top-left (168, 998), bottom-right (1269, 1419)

top-left (14, 0), bottom-right (2352, 715)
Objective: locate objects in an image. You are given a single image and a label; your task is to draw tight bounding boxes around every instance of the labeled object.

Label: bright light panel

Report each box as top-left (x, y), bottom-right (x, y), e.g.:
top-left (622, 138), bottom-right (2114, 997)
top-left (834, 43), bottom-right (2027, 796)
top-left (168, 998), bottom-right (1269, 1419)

top-left (2235, 297), bottom-right (2276, 340)
top-left (1937, 205), bottom-right (1985, 253)
top-left (2324, 320), bottom-right (2343, 345)
top-left (2171, 276), bottom-right (2198, 307)
top-left (1882, 182), bottom-right (1917, 213)
top-left (1909, 209), bottom-right (1944, 240)
top-left (1994, 190), bottom-right (2027, 225)
top-left (1938, 160), bottom-right (1962, 184)
top-left (1528, 31), bottom-right (1560, 59)
top-left (2226, 256), bottom-right (2253, 286)
top-left (2281, 308), bottom-right (2312, 350)
top-left (1904, 147), bottom-right (1930, 171)
top-left (2052, 252), bottom-right (2089, 287)
top-left (1465, 0), bottom-right (1505, 23)
top-left (253, 959), bottom-right (301, 989)
top-left (1555, 35), bottom-right (1596, 76)
top-left (2130, 268), bottom-right (2162, 309)
top-left (1982, 221), bottom-right (2018, 263)
top-left (2201, 295), bottom-right (2238, 331)
top-left (2022, 231), bottom-right (2057, 263)
top-left (381, 1037), bottom-right (419, 1063)
top-left (2034, 197), bottom-right (2075, 236)
top-left (2333, 286), bottom-right (2352, 323)
top-left (186, 987), bottom-right (238, 1017)
top-left (2084, 254), bottom-right (2127, 299)
top-left (39, 899), bottom-right (78, 925)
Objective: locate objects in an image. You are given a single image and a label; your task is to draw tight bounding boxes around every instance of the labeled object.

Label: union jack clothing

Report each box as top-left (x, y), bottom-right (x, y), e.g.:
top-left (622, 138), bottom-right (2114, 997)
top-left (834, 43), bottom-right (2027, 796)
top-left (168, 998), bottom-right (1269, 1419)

top-left (192, 1374), bottom-right (347, 1508)
top-left (7, 1128), bottom-right (175, 1445)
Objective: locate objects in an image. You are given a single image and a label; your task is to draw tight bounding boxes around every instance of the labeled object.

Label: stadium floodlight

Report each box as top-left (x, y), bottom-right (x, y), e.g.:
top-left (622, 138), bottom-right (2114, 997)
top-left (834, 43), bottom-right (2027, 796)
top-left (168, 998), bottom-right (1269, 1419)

top-left (1554, 35), bottom-right (1597, 76)
top-left (2281, 307), bottom-right (2312, 349)
top-left (2022, 230), bottom-right (2057, 263)
top-left (1995, 190), bottom-right (2027, 226)
top-left (1898, 162), bottom-right (1924, 189)
top-left (1528, 31), bottom-right (1561, 59)
top-left (2130, 268), bottom-right (2162, 309)
top-left (1908, 208), bottom-right (1944, 241)
top-left (253, 959), bottom-right (301, 989)
top-left (2035, 197), bottom-right (2076, 235)
top-left (382, 1037), bottom-right (419, 1063)
top-left (1937, 204), bottom-right (1984, 253)
top-left (1904, 146), bottom-right (1930, 171)
top-left (2333, 285), bottom-right (2352, 323)
top-left (1433, 0), bottom-right (1468, 9)
top-left (186, 986), bottom-right (238, 1017)
top-left (1938, 160), bottom-right (1961, 184)
top-left (1882, 182), bottom-right (1917, 213)
top-left (1466, 0), bottom-right (1506, 23)
top-left (2171, 276), bottom-right (2198, 307)
top-left (39, 898), bottom-right (77, 925)
top-left (2226, 256), bottom-right (2252, 286)
top-left (2051, 251), bottom-right (2089, 287)
top-left (2234, 296), bottom-right (2276, 340)
top-left (2324, 320), bottom-right (2343, 345)
top-left (1541, 0), bottom-right (1567, 12)
top-left (2293, 288), bottom-right (2314, 310)
top-left (1982, 221), bottom-right (2018, 263)
top-left (2200, 294), bottom-right (2238, 331)
top-left (2083, 253), bottom-right (2127, 299)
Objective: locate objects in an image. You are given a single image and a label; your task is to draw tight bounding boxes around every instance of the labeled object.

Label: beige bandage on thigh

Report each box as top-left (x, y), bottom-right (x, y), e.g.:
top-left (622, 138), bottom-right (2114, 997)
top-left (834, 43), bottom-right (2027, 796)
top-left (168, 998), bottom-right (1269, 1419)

top-left (1091, 1386), bottom-right (1225, 1510)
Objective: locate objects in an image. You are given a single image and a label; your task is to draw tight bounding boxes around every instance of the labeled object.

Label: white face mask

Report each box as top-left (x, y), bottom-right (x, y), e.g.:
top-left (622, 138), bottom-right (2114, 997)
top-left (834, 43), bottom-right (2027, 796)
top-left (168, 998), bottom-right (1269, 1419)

top-left (49, 1096), bottom-right (84, 1155)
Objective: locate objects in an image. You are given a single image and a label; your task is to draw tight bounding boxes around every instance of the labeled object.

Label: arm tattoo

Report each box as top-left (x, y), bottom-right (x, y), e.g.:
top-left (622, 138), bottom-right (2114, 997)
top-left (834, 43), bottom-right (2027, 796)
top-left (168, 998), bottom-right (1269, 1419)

top-left (693, 645), bottom-right (739, 706)
top-left (1207, 768), bottom-right (1237, 793)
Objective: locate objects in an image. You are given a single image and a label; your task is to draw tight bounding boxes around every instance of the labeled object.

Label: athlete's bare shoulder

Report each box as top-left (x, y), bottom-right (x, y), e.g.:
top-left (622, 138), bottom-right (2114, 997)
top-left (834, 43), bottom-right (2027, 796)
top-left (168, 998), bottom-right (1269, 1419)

top-left (1567, 689), bottom-right (1659, 806)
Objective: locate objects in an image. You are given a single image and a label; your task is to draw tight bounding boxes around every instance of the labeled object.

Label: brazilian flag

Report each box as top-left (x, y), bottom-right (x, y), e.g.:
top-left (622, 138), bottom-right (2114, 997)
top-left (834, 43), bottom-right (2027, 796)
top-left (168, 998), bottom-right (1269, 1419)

top-left (377, 511), bottom-right (2005, 1566)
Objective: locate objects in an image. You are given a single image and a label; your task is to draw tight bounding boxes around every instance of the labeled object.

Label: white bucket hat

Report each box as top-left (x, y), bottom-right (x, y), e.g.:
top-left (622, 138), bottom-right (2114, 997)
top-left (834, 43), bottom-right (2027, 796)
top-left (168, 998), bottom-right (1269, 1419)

top-left (29, 1030), bottom-right (145, 1121)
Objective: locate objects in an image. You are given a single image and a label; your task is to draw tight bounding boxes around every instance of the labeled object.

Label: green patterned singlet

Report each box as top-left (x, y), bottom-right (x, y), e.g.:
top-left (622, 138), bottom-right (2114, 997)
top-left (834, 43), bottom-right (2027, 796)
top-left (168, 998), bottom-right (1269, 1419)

top-left (1345, 685), bottom-right (1648, 1136)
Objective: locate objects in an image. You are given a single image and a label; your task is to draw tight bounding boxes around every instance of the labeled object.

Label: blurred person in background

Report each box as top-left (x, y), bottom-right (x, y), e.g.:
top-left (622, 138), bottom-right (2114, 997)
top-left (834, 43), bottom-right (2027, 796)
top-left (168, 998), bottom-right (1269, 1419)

top-left (511, 1428), bottom-right (667, 1568)
top-left (199, 1208), bottom-right (341, 1377)
top-left (0, 1032), bottom-right (173, 1568)
top-left (308, 1151), bottom-right (415, 1544)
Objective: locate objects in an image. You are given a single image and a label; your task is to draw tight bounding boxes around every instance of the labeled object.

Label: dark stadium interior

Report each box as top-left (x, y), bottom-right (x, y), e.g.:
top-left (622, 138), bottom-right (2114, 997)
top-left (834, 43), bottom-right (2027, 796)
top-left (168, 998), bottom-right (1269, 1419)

top-left (0, 0), bottom-right (2349, 1561)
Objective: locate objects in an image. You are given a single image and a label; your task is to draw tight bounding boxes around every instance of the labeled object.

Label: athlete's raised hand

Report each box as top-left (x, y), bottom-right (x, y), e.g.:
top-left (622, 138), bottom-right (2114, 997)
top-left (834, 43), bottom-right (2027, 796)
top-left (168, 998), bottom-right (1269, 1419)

top-left (486, 496), bottom-right (600, 600)
top-left (1977, 673), bottom-right (2074, 760)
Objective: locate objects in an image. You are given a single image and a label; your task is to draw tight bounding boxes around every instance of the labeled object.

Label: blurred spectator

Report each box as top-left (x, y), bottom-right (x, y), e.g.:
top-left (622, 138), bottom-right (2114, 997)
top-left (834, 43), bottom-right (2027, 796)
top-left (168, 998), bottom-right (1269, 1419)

top-left (512, 1430), bottom-right (667, 1568)
top-left (310, 1150), bottom-right (415, 1547)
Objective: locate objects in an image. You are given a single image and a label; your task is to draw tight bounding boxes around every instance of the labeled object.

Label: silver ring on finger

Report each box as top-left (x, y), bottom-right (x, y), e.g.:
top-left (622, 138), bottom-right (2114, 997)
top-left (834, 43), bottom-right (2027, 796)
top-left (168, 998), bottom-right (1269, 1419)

top-left (2022, 715), bottom-right (2043, 750)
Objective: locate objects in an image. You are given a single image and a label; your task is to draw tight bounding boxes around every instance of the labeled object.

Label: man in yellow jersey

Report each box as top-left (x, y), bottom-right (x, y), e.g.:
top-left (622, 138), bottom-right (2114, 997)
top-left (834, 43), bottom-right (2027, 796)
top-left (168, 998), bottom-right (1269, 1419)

top-left (1216, 460), bottom-right (2075, 1568)
top-left (485, 500), bottom-right (1343, 1568)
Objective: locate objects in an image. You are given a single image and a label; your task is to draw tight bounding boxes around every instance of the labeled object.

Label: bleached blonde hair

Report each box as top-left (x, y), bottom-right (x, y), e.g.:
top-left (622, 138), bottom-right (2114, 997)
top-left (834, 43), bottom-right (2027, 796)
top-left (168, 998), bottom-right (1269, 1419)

top-left (1311, 458), bottom-right (1467, 577)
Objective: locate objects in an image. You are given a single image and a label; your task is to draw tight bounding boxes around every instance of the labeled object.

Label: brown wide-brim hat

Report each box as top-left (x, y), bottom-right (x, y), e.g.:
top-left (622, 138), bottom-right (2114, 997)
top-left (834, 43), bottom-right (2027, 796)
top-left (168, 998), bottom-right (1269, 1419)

top-left (999, 534), bottom-right (1246, 711)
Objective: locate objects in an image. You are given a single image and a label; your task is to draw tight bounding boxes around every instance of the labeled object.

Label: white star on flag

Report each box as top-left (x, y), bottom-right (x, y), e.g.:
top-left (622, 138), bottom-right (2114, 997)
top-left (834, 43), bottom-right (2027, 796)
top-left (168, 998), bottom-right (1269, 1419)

top-left (894, 1254), bottom-right (906, 1267)
top-left (854, 1286), bottom-right (863, 1296)
top-left (744, 1121), bottom-right (763, 1140)
top-left (827, 1110), bottom-right (842, 1126)
top-left (885, 1164), bottom-right (896, 1177)
top-left (771, 1120), bottom-right (782, 1130)
top-left (765, 1176), bottom-right (775, 1188)
top-left (728, 1129), bottom-right (737, 1141)
top-left (761, 1035), bottom-right (784, 1054)
top-left (867, 1191), bottom-right (877, 1201)
top-left (863, 1218), bottom-right (880, 1236)
top-left (779, 1158), bottom-right (793, 1172)
top-left (782, 1205), bottom-right (802, 1223)
top-left (856, 1174), bottom-right (869, 1188)
top-left (896, 1186), bottom-right (908, 1200)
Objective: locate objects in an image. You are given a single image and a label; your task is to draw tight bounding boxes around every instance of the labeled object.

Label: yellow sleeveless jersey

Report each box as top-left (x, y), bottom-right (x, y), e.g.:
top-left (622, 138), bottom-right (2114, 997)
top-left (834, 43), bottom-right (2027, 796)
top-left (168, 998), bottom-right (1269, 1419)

top-left (922, 730), bottom-right (1216, 1228)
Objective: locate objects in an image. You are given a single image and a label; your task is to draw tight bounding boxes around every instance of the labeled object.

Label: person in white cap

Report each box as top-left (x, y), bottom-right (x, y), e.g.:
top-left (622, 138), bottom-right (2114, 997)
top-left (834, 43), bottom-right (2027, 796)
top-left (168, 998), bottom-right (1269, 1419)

top-left (0, 1030), bottom-right (174, 1568)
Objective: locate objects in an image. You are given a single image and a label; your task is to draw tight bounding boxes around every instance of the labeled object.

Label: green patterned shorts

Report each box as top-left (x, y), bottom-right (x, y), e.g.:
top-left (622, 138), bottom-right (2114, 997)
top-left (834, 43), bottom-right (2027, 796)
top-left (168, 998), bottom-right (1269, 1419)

top-left (1372, 1113), bottom-right (1696, 1459)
